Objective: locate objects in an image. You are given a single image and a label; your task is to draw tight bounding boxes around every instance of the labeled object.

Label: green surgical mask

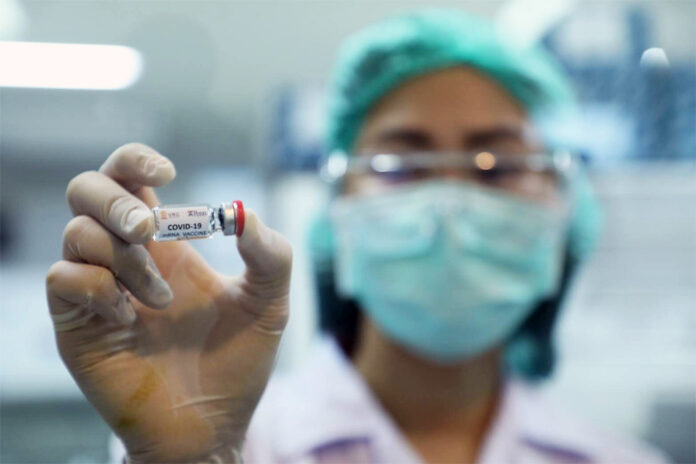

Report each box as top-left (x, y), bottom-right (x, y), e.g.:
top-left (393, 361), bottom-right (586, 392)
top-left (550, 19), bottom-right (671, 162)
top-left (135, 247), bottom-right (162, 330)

top-left (330, 180), bottom-right (569, 363)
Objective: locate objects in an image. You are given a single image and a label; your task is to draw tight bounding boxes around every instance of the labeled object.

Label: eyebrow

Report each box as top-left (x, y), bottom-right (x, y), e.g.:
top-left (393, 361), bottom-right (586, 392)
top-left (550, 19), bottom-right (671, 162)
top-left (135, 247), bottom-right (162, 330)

top-left (369, 125), bottom-right (529, 152)
top-left (371, 128), bottom-right (434, 150)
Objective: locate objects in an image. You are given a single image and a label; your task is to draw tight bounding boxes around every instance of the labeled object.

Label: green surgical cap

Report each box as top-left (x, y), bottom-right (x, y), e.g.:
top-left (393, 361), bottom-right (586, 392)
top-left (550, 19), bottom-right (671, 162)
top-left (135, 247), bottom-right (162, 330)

top-left (325, 8), bottom-right (575, 153)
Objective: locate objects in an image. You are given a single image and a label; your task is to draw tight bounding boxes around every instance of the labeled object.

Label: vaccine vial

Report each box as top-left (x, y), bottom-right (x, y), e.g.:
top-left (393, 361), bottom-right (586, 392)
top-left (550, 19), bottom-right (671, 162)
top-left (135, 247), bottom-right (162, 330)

top-left (152, 200), bottom-right (245, 242)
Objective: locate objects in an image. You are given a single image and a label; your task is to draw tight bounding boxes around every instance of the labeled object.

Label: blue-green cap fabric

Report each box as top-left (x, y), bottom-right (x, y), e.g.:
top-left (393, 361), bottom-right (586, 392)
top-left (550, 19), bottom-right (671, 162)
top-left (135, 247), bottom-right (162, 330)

top-left (325, 8), bottom-right (574, 153)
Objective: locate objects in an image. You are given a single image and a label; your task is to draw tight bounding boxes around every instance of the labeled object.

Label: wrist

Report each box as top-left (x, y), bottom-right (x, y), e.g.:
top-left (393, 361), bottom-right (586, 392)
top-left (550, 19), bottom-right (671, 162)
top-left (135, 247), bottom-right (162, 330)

top-left (125, 445), bottom-right (243, 464)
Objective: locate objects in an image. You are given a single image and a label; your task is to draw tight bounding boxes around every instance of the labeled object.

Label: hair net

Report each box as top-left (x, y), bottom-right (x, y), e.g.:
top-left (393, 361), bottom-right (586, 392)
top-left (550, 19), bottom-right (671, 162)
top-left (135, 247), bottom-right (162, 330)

top-left (325, 8), bottom-right (574, 153)
top-left (310, 8), bottom-right (602, 380)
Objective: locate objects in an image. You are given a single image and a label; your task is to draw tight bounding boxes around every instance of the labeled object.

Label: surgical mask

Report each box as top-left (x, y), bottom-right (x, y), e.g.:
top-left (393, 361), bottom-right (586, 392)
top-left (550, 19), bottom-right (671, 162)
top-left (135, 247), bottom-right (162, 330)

top-left (330, 180), bottom-right (569, 363)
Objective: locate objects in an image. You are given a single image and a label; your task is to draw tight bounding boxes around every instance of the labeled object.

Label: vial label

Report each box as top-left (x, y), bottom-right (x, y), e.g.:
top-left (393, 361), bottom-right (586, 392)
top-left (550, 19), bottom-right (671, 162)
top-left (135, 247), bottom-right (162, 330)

top-left (154, 205), bottom-right (211, 241)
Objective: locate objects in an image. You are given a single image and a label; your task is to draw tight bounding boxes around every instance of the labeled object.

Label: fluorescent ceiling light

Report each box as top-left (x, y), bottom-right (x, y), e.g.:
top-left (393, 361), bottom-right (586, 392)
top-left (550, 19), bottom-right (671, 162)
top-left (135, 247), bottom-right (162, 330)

top-left (0, 41), bottom-right (143, 90)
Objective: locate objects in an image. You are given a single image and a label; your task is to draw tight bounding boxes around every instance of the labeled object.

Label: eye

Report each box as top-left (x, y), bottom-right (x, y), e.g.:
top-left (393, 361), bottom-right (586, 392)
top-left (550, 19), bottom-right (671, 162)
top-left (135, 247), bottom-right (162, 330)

top-left (377, 166), bottom-right (429, 184)
top-left (475, 165), bottom-right (509, 184)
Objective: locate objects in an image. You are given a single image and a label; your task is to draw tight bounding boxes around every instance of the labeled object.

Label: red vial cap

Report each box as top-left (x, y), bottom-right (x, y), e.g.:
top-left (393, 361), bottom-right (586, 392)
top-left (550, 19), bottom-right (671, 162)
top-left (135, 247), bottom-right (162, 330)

top-left (233, 200), bottom-right (245, 237)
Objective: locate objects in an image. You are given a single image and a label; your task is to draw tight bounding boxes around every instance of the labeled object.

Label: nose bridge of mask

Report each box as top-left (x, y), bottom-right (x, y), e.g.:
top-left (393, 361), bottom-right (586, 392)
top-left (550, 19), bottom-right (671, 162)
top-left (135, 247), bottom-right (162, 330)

top-left (414, 182), bottom-right (568, 278)
top-left (331, 180), bottom-right (567, 262)
top-left (425, 182), bottom-right (528, 244)
top-left (372, 182), bottom-right (473, 254)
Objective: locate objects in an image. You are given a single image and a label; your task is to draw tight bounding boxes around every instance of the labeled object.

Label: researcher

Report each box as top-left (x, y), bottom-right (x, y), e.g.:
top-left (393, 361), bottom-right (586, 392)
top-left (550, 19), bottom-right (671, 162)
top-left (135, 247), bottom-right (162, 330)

top-left (46, 9), bottom-right (667, 464)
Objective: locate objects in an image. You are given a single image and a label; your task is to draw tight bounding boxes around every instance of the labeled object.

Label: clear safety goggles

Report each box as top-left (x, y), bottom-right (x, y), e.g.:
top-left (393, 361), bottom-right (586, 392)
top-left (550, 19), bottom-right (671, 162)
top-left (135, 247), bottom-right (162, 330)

top-left (321, 150), bottom-right (578, 207)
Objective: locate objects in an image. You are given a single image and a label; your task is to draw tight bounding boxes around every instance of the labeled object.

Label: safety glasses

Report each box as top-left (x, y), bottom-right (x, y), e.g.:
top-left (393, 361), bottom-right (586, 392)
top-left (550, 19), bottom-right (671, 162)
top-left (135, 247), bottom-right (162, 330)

top-left (321, 150), bottom-right (578, 207)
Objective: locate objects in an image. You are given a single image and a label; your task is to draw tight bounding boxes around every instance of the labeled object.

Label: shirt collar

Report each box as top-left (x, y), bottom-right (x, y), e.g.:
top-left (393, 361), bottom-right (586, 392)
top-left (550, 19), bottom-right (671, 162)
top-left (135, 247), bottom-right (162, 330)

top-left (272, 337), bottom-right (598, 463)
top-left (272, 337), bottom-right (385, 459)
top-left (509, 380), bottom-right (600, 462)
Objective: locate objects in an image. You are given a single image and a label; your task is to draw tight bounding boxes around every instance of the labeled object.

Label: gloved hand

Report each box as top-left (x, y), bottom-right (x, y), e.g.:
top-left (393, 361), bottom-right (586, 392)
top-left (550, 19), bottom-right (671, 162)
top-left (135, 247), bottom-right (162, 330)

top-left (45, 143), bottom-right (292, 463)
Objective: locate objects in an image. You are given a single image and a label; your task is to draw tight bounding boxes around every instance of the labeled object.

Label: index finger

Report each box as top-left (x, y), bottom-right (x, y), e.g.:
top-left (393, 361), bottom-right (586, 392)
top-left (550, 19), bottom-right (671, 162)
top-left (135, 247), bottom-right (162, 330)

top-left (66, 171), bottom-right (155, 244)
top-left (66, 144), bottom-right (177, 243)
top-left (99, 143), bottom-right (176, 193)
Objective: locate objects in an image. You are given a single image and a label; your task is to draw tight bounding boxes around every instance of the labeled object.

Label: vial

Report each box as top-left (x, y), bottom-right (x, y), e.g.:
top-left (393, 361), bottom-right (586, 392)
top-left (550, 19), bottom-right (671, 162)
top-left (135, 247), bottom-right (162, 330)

top-left (152, 200), bottom-right (245, 242)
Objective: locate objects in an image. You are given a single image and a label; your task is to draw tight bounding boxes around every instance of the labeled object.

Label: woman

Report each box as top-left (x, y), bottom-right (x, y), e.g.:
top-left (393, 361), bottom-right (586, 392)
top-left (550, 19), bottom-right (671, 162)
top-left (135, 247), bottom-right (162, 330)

top-left (47, 9), bottom-right (665, 464)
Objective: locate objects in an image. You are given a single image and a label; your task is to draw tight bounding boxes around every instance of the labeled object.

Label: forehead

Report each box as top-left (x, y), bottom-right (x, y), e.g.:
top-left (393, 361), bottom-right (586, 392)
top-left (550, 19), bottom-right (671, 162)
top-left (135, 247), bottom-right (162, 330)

top-left (356, 67), bottom-right (530, 145)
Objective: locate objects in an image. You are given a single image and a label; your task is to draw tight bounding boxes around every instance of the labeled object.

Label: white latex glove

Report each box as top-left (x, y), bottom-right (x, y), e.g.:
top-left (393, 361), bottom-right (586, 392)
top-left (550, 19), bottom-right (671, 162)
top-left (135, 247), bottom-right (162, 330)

top-left (46, 143), bottom-right (292, 463)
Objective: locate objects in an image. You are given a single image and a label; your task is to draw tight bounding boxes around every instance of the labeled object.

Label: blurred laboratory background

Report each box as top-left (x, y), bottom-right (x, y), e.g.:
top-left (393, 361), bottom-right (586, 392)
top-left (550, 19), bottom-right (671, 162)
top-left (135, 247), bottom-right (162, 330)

top-left (0, 0), bottom-right (694, 463)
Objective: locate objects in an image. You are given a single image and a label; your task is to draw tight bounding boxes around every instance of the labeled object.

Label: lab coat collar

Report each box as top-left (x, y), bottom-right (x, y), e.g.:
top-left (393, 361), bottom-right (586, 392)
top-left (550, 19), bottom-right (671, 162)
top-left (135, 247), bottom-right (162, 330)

top-left (272, 337), bottom-right (389, 460)
top-left (272, 337), bottom-right (597, 463)
top-left (508, 381), bottom-right (600, 462)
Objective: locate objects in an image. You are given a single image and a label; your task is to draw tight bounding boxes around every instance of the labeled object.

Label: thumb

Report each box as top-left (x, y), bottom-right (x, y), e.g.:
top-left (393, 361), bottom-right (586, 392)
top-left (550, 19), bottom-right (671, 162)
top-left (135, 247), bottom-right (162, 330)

top-left (236, 208), bottom-right (293, 297)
